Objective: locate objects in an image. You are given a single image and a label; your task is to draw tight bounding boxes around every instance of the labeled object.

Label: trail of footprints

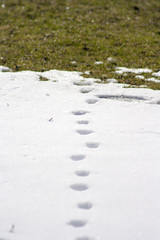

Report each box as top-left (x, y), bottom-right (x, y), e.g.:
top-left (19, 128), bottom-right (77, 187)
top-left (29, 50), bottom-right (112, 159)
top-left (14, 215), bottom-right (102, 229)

top-left (68, 81), bottom-right (99, 240)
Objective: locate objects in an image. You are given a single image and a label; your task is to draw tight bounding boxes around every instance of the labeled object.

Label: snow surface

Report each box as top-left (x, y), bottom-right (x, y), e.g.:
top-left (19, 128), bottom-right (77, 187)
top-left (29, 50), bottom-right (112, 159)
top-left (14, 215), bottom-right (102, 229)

top-left (116, 67), bottom-right (152, 74)
top-left (152, 71), bottom-right (160, 77)
top-left (0, 69), bottom-right (160, 240)
top-left (146, 77), bottom-right (160, 83)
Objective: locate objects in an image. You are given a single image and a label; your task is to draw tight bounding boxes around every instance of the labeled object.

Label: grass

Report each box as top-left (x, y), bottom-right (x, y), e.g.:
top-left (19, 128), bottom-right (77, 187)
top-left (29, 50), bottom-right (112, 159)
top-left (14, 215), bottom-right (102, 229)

top-left (0, 0), bottom-right (160, 88)
top-left (39, 75), bottom-right (50, 81)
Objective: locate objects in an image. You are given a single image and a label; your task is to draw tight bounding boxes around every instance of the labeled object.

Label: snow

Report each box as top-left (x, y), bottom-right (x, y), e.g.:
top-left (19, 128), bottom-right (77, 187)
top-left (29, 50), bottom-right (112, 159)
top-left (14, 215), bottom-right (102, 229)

top-left (116, 67), bottom-right (152, 74)
top-left (0, 66), bottom-right (12, 72)
top-left (0, 69), bottom-right (160, 240)
top-left (146, 77), bottom-right (160, 83)
top-left (105, 78), bottom-right (118, 83)
top-left (94, 61), bottom-right (103, 65)
top-left (135, 75), bottom-right (145, 80)
top-left (152, 71), bottom-right (160, 77)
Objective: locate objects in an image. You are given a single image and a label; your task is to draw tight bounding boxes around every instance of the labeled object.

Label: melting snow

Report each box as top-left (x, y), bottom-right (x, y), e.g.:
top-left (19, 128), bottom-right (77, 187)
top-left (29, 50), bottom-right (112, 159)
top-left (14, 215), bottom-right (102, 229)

top-left (116, 67), bottom-right (152, 74)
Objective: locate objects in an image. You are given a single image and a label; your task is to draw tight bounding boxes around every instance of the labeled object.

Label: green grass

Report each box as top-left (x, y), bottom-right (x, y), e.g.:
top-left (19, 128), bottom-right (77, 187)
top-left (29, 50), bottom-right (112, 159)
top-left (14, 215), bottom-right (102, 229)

top-left (0, 0), bottom-right (160, 88)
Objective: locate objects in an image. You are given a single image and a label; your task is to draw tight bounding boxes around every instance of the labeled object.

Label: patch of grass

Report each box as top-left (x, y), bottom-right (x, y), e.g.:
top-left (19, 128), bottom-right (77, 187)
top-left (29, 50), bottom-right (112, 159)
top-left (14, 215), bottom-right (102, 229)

top-left (39, 75), bottom-right (50, 81)
top-left (0, 0), bottom-right (160, 88)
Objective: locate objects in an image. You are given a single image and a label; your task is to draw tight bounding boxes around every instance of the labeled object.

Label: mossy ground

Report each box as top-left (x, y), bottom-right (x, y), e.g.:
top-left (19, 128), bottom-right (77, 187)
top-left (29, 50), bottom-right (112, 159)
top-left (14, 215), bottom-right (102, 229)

top-left (0, 0), bottom-right (160, 88)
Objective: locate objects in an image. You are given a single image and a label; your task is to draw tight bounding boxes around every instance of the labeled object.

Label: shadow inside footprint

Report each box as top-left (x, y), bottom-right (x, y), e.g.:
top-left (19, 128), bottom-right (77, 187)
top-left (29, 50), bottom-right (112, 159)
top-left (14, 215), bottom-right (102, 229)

top-left (73, 80), bottom-right (93, 86)
top-left (86, 142), bottom-right (99, 149)
top-left (71, 155), bottom-right (86, 161)
top-left (70, 183), bottom-right (88, 191)
top-left (96, 94), bottom-right (147, 101)
top-left (72, 110), bottom-right (89, 116)
top-left (80, 87), bottom-right (94, 93)
top-left (78, 202), bottom-right (93, 210)
top-left (76, 237), bottom-right (94, 240)
top-left (86, 99), bottom-right (98, 104)
top-left (75, 170), bottom-right (90, 177)
top-left (68, 219), bottom-right (87, 227)
top-left (76, 130), bottom-right (93, 135)
top-left (77, 120), bottom-right (89, 125)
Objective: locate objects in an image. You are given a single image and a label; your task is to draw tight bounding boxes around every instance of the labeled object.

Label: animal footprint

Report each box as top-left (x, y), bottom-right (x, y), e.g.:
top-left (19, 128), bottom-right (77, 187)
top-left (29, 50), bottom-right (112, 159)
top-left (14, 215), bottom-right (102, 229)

top-left (96, 94), bottom-right (147, 101)
top-left (73, 79), bottom-right (93, 86)
top-left (78, 202), bottom-right (93, 210)
top-left (75, 170), bottom-right (90, 177)
top-left (70, 183), bottom-right (88, 191)
top-left (72, 110), bottom-right (89, 116)
top-left (86, 142), bottom-right (99, 149)
top-left (76, 129), bottom-right (93, 135)
top-left (77, 120), bottom-right (89, 125)
top-left (80, 87), bottom-right (94, 93)
top-left (86, 99), bottom-right (98, 104)
top-left (70, 155), bottom-right (86, 161)
top-left (68, 219), bottom-right (87, 227)
top-left (76, 237), bottom-right (95, 240)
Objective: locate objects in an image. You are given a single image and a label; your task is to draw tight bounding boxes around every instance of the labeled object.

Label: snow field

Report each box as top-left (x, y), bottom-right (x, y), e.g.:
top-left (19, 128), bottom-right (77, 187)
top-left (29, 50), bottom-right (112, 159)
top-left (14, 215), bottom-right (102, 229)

top-left (0, 69), bottom-right (160, 240)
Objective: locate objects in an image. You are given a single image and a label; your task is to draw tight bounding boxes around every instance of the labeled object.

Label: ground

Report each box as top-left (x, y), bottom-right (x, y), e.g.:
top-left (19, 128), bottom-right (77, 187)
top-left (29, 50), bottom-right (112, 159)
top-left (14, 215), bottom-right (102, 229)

top-left (0, 0), bottom-right (160, 88)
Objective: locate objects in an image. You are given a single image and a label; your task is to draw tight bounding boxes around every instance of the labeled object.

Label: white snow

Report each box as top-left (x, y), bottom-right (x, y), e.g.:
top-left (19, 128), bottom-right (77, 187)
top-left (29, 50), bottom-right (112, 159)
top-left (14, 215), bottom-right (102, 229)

top-left (116, 67), bottom-right (152, 74)
top-left (135, 75), bottom-right (145, 80)
top-left (105, 78), bottom-right (118, 83)
top-left (94, 61), bottom-right (103, 65)
top-left (152, 71), bottom-right (160, 77)
top-left (0, 66), bottom-right (12, 72)
top-left (146, 77), bottom-right (160, 83)
top-left (0, 69), bottom-right (160, 240)
top-left (107, 57), bottom-right (115, 62)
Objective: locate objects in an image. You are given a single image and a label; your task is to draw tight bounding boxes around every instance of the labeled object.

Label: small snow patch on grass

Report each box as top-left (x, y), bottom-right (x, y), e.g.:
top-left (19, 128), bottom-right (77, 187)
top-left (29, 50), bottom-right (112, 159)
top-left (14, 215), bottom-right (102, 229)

top-left (116, 67), bottom-right (152, 74)
top-left (0, 66), bottom-right (12, 72)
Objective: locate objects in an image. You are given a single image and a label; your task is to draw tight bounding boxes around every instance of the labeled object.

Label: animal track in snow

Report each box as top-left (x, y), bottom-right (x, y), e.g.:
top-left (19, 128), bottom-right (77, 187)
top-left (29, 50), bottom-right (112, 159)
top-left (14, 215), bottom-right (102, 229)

top-left (71, 154), bottom-right (86, 161)
top-left (150, 100), bottom-right (160, 105)
top-left (86, 142), bottom-right (99, 149)
top-left (76, 237), bottom-right (95, 240)
top-left (96, 94), bottom-right (147, 102)
top-left (86, 99), bottom-right (98, 104)
top-left (75, 170), bottom-right (90, 177)
top-left (80, 87), bottom-right (94, 93)
top-left (77, 120), bottom-right (89, 125)
top-left (73, 79), bottom-right (93, 86)
top-left (72, 110), bottom-right (89, 116)
top-left (78, 202), bottom-right (93, 210)
top-left (70, 183), bottom-right (88, 191)
top-left (68, 219), bottom-right (87, 227)
top-left (76, 129), bottom-right (93, 135)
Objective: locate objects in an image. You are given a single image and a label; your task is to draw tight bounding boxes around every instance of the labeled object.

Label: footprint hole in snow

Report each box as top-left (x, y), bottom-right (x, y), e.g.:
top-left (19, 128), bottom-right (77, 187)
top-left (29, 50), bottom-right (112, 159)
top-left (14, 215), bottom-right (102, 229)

top-left (70, 183), bottom-right (88, 191)
top-left (77, 120), bottom-right (89, 125)
top-left (80, 87), bottom-right (94, 93)
top-left (76, 237), bottom-right (95, 240)
top-left (75, 170), bottom-right (90, 177)
top-left (86, 142), bottom-right (99, 149)
top-left (96, 94), bottom-right (147, 101)
top-left (68, 219), bottom-right (87, 227)
top-left (86, 99), bottom-right (98, 104)
top-left (76, 129), bottom-right (93, 135)
top-left (78, 202), bottom-right (93, 210)
top-left (73, 80), bottom-right (93, 86)
top-left (72, 110), bottom-right (89, 116)
top-left (150, 100), bottom-right (160, 105)
top-left (71, 154), bottom-right (86, 161)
